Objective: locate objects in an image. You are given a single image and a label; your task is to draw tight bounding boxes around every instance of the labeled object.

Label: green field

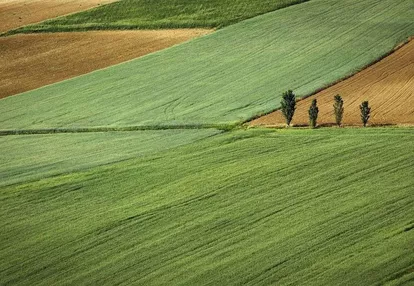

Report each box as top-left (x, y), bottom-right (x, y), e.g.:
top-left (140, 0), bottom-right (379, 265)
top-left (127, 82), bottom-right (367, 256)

top-left (8, 0), bottom-right (307, 33)
top-left (0, 129), bottom-right (219, 186)
top-left (1, 0), bottom-right (414, 284)
top-left (0, 0), bottom-right (413, 130)
top-left (1, 128), bottom-right (413, 285)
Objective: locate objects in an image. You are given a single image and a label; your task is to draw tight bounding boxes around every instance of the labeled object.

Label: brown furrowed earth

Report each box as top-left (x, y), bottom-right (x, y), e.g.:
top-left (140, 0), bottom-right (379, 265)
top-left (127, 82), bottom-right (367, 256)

top-left (0, 30), bottom-right (211, 98)
top-left (0, 0), bottom-right (117, 33)
top-left (250, 40), bottom-right (414, 127)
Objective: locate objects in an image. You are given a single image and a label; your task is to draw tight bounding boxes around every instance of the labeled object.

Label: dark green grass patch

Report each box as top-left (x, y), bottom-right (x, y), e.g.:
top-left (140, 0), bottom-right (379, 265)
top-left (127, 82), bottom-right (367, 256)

top-left (6, 0), bottom-right (308, 34)
top-left (1, 0), bottom-right (413, 130)
top-left (1, 128), bottom-right (413, 285)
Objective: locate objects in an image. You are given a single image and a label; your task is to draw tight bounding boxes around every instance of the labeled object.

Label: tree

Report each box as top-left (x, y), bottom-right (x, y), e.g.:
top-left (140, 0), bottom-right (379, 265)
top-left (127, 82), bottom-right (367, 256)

top-left (280, 90), bottom-right (296, 126)
top-left (360, 101), bottom-right (371, 127)
top-left (308, 99), bottom-right (319, 128)
top-left (333, 95), bottom-right (344, 127)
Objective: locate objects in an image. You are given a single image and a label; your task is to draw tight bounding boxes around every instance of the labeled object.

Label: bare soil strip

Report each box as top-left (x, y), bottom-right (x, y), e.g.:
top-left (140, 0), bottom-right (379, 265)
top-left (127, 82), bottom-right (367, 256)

top-left (0, 0), bottom-right (117, 33)
top-left (250, 40), bottom-right (414, 127)
top-left (0, 30), bottom-right (211, 98)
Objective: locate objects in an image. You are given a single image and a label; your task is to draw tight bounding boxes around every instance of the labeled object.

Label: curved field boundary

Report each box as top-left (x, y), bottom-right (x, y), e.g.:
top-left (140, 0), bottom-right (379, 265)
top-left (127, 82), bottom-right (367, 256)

top-left (250, 40), bottom-right (414, 127)
top-left (0, 0), bottom-right (413, 129)
top-left (0, 0), bottom-right (117, 33)
top-left (0, 30), bottom-right (211, 99)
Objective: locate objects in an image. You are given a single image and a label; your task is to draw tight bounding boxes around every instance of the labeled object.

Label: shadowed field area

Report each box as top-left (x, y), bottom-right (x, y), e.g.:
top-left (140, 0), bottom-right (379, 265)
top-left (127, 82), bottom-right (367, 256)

top-left (0, 0), bottom-right (117, 33)
top-left (0, 129), bottom-right (220, 186)
top-left (250, 40), bottom-right (414, 127)
top-left (0, 30), bottom-right (211, 98)
top-left (1, 128), bottom-right (413, 285)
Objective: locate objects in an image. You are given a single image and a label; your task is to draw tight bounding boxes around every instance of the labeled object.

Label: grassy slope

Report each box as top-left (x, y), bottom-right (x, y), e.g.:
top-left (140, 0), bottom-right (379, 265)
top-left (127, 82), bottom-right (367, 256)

top-left (9, 0), bottom-right (308, 33)
top-left (1, 0), bottom-right (413, 130)
top-left (0, 129), bottom-right (219, 187)
top-left (1, 128), bottom-right (413, 285)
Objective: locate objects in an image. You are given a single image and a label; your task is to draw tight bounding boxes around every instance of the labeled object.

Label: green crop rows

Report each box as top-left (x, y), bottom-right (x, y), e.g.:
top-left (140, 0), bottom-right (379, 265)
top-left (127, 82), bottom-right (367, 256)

top-left (1, 0), bottom-right (413, 284)
top-left (0, 129), bottom-right (220, 186)
top-left (6, 0), bottom-right (308, 34)
top-left (1, 128), bottom-right (413, 285)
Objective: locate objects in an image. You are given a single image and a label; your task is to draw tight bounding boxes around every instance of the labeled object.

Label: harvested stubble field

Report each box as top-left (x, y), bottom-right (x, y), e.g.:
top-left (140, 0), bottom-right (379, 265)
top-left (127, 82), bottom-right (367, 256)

top-left (0, 0), bottom-right (117, 33)
top-left (0, 30), bottom-right (211, 98)
top-left (1, 128), bottom-right (413, 285)
top-left (250, 40), bottom-right (414, 127)
top-left (0, 0), bottom-right (413, 130)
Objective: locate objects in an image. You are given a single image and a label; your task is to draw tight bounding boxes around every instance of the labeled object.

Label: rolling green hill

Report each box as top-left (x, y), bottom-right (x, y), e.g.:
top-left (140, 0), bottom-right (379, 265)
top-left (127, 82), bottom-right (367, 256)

top-left (0, 0), bottom-right (413, 130)
top-left (7, 0), bottom-right (307, 33)
top-left (1, 128), bottom-right (413, 285)
top-left (1, 0), bottom-right (413, 284)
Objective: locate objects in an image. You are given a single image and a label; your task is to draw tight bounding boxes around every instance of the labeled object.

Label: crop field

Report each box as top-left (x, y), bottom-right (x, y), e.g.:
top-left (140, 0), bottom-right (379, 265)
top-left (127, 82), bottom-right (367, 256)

top-left (0, 0), bottom-right (301, 98)
top-left (0, 0), bottom-right (117, 33)
top-left (0, 0), bottom-right (413, 130)
top-left (0, 30), bottom-right (211, 98)
top-left (1, 0), bottom-right (414, 284)
top-left (1, 128), bottom-right (413, 285)
top-left (8, 0), bottom-right (308, 33)
top-left (0, 129), bottom-right (219, 186)
top-left (250, 40), bottom-right (414, 127)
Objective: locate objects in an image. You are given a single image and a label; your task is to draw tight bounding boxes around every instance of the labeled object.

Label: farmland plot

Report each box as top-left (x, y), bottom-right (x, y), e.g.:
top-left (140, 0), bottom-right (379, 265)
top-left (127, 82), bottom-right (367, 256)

top-left (7, 0), bottom-right (309, 33)
top-left (0, 129), bottom-right (220, 186)
top-left (1, 128), bottom-right (413, 285)
top-left (0, 30), bottom-right (211, 98)
top-left (0, 0), bottom-right (413, 129)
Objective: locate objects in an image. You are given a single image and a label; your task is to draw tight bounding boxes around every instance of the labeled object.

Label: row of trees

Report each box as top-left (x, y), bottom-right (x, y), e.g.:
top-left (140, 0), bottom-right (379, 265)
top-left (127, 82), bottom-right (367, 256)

top-left (280, 90), bottom-right (371, 128)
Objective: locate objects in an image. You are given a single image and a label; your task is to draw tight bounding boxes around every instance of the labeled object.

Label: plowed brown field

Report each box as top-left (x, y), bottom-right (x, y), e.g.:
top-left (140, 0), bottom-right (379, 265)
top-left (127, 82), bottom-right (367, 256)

top-left (0, 30), bottom-right (211, 98)
top-left (250, 40), bottom-right (414, 127)
top-left (0, 0), bottom-right (117, 33)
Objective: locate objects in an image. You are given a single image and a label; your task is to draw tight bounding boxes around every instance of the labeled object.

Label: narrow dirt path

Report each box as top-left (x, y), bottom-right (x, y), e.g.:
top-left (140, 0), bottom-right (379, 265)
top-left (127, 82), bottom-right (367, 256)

top-left (250, 40), bottom-right (414, 127)
top-left (0, 0), bottom-right (117, 33)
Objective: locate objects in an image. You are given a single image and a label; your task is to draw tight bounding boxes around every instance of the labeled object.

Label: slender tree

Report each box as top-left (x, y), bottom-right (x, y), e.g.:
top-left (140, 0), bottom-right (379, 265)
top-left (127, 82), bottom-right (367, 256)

top-left (333, 95), bottom-right (344, 127)
top-left (308, 99), bottom-right (319, 128)
top-left (280, 90), bottom-right (296, 126)
top-left (360, 101), bottom-right (371, 127)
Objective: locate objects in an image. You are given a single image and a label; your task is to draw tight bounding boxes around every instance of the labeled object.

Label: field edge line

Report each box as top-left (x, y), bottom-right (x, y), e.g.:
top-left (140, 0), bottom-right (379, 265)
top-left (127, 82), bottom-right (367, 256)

top-left (0, 123), bottom-right (240, 136)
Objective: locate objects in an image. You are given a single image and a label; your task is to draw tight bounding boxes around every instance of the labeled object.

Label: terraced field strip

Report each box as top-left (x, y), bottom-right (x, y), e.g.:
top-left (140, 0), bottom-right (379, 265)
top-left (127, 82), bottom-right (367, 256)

top-left (0, 30), bottom-right (211, 99)
top-left (1, 128), bottom-right (413, 285)
top-left (0, 0), bottom-right (412, 130)
top-left (0, 0), bottom-right (117, 33)
top-left (7, 0), bottom-right (308, 33)
top-left (250, 40), bottom-right (414, 127)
